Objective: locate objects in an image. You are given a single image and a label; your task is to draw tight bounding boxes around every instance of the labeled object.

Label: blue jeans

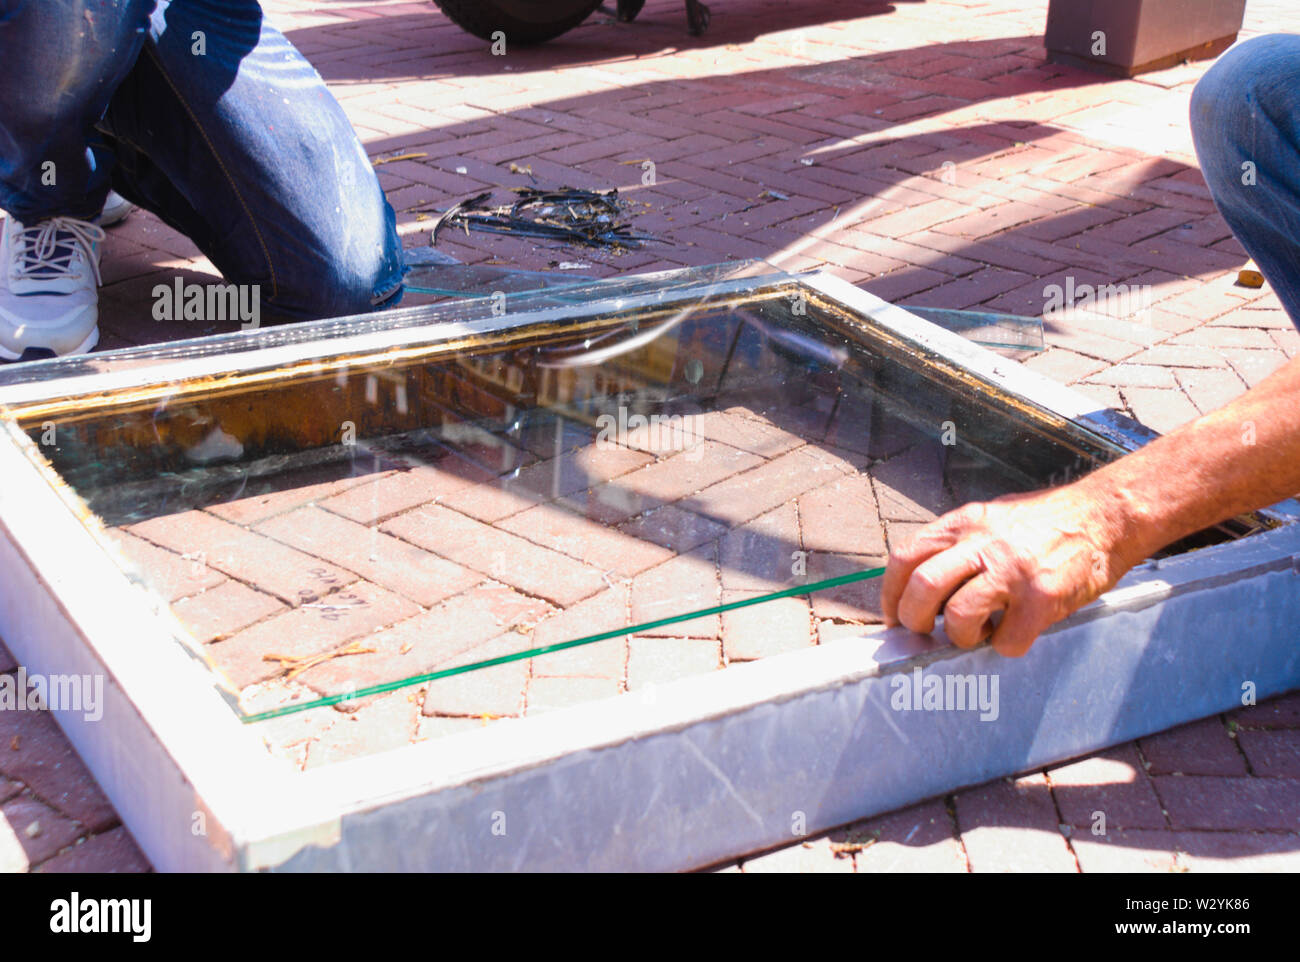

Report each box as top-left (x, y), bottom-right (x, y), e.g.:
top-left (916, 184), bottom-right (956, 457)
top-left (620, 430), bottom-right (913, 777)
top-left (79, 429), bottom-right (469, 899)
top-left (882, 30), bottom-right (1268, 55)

top-left (0, 0), bottom-right (403, 320)
top-left (1192, 33), bottom-right (1300, 332)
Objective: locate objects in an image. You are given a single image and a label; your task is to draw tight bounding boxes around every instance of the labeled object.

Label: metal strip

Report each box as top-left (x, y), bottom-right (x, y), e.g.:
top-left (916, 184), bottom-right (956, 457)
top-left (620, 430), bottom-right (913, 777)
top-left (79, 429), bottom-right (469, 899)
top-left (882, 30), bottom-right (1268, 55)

top-left (0, 273), bottom-right (793, 408)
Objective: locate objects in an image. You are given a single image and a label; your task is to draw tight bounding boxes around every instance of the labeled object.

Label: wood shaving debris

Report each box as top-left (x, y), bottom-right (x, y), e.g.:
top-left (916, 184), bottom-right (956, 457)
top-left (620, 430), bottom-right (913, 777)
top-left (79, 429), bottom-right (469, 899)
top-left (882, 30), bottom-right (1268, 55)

top-left (263, 640), bottom-right (376, 680)
top-left (371, 151), bottom-right (428, 166)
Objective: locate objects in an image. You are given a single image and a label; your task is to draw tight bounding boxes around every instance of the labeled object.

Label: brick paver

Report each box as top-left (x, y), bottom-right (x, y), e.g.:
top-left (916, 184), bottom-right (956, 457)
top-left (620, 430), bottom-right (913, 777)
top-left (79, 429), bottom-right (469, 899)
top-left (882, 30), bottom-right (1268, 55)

top-left (4, 0), bottom-right (1300, 872)
top-left (723, 693), bottom-right (1300, 873)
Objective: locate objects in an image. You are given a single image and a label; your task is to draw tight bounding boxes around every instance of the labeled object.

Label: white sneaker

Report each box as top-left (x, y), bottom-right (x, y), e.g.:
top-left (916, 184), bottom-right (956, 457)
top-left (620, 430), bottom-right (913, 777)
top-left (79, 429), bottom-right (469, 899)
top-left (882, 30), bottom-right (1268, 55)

top-left (185, 425), bottom-right (244, 464)
top-left (95, 190), bottom-right (134, 228)
top-left (0, 215), bottom-right (104, 360)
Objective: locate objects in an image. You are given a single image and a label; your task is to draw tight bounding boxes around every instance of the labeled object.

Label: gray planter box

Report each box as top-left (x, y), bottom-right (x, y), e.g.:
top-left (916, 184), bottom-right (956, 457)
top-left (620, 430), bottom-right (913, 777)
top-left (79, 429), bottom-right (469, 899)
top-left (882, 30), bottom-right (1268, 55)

top-left (1046, 0), bottom-right (1247, 76)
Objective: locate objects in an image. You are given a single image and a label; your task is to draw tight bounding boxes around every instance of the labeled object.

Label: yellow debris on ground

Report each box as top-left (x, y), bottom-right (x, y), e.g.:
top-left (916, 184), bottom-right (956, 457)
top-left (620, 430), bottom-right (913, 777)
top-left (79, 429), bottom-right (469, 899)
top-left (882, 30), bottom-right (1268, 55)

top-left (1237, 261), bottom-right (1266, 288)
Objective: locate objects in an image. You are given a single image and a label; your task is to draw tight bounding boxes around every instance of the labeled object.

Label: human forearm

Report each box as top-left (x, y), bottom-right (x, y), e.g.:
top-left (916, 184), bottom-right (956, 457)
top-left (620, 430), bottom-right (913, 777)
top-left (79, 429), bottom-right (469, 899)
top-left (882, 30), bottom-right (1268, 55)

top-left (882, 353), bottom-right (1300, 656)
top-left (1078, 354), bottom-right (1300, 567)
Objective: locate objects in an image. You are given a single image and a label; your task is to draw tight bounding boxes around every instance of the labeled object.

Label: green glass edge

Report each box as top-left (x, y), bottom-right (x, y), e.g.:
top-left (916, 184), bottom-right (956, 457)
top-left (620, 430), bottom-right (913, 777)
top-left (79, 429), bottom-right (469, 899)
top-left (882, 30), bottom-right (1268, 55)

top-left (241, 566), bottom-right (888, 723)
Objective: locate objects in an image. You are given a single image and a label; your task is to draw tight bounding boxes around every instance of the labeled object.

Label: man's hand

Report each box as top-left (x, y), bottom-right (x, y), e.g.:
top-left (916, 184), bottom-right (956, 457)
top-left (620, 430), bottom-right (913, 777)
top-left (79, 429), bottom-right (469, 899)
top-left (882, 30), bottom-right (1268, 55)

top-left (881, 483), bottom-right (1139, 657)
top-left (881, 354), bottom-right (1300, 657)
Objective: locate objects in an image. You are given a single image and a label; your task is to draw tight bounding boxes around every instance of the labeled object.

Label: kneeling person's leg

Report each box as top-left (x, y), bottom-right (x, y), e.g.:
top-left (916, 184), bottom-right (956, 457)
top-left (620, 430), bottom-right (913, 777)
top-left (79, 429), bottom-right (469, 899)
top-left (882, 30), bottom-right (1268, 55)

top-left (0, 0), bottom-right (154, 221)
top-left (0, 1), bottom-right (155, 359)
top-left (1192, 34), bottom-right (1300, 328)
top-left (102, 0), bottom-right (403, 325)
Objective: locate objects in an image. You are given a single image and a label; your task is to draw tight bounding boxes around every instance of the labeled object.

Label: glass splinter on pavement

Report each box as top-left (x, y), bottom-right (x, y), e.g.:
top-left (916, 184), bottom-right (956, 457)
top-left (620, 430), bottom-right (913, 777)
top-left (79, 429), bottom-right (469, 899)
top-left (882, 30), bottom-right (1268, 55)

top-left (0, 264), bottom-right (1264, 770)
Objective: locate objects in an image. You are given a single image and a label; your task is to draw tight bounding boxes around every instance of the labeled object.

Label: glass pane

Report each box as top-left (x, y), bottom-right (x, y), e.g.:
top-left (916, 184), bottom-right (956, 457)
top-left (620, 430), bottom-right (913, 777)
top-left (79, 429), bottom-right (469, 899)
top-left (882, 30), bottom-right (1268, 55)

top-left (0, 266), bottom-right (1255, 764)
top-left (900, 305), bottom-right (1044, 357)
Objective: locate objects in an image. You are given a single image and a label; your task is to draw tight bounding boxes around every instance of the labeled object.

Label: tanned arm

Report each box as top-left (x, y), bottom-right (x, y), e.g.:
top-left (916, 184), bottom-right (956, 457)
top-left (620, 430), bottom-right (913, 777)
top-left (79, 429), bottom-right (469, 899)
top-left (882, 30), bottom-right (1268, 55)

top-left (881, 353), bottom-right (1300, 656)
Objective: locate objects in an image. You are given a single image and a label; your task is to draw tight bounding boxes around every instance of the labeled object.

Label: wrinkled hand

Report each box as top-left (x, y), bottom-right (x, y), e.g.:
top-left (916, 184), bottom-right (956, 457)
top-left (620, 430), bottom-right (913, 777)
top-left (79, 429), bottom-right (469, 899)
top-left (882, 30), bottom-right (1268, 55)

top-left (882, 484), bottom-right (1138, 657)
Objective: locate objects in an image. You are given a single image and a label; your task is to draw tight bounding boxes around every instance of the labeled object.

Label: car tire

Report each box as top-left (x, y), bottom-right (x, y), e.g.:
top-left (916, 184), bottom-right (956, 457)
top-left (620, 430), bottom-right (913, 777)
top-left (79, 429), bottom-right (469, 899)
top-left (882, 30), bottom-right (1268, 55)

top-left (430, 0), bottom-right (604, 45)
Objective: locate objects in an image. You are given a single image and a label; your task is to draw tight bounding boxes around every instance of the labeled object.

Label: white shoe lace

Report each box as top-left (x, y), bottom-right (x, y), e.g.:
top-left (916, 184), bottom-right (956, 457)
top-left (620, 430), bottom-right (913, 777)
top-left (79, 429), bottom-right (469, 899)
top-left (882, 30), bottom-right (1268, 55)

top-left (9, 217), bottom-right (106, 286)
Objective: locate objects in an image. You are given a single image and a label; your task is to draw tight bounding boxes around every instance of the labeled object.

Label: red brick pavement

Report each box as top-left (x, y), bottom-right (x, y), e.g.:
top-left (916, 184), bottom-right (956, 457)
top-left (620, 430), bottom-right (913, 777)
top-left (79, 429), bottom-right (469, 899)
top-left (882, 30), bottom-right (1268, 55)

top-left (3, 0), bottom-right (1299, 871)
top-left (733, 694), bottom-right (1300, 873)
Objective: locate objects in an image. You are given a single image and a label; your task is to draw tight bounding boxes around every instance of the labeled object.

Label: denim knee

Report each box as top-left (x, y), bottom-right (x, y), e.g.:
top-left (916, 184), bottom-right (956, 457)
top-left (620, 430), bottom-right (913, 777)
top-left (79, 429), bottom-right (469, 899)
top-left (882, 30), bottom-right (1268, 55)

top-left (306, 252), bottom-right (404, 319)
top-left (1190, 34), bottom-right (1300, 330)
top-left (1192, 34), bottom-right (1300, 151)
top-left (278, 201), bottom-right (405, 321)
